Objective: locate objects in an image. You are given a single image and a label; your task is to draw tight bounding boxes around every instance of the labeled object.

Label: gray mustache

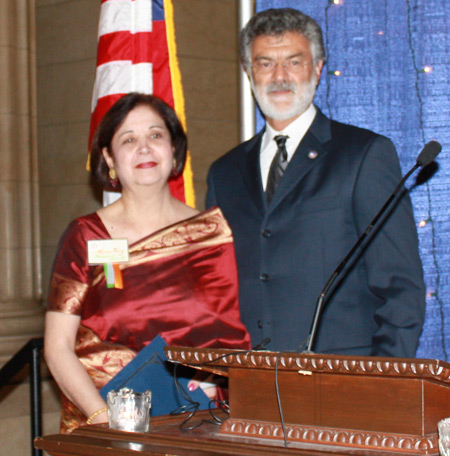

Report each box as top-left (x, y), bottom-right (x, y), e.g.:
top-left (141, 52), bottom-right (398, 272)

top-left (265, 82), bottom-right (297, 93)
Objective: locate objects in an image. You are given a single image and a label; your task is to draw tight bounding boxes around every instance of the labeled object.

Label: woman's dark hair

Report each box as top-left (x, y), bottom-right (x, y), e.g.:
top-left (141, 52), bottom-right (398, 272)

top-left (90, 92), bottom-right (187, 191)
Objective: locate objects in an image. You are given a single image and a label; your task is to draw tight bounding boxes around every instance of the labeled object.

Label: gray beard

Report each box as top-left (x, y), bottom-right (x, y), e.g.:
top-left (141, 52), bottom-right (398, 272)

top-left (251, 74), bottom-right (317, 121)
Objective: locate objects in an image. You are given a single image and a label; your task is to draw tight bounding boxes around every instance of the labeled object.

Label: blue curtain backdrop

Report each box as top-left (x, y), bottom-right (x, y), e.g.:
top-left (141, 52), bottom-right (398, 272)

top-left (256, 0), bottom-right (450, 360)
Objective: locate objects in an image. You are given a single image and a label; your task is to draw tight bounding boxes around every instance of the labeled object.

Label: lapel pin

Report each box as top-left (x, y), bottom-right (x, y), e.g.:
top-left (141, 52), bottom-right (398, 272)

top-left (308, 150), bottom-right (319, 160)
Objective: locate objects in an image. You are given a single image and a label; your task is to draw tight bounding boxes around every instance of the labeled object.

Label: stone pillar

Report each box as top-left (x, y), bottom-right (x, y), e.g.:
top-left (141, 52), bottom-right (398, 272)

top-left (0, 0), bottom-right (43, 364)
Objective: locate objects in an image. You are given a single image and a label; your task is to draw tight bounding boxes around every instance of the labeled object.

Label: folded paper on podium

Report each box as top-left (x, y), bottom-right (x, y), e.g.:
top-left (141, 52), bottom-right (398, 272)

top-left (165, 347), bottom-right (450, 455)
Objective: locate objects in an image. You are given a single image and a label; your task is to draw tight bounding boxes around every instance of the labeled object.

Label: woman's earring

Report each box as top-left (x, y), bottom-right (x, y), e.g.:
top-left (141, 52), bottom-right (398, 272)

top-left (108, 168), bottom-right (119, 188)
top-left (172, 158), bottom-right (177, 175)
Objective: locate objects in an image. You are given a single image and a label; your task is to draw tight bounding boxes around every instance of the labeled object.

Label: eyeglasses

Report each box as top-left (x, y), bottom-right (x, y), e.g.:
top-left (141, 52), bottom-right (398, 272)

top-left (251, 58), bottom-right (313, 74)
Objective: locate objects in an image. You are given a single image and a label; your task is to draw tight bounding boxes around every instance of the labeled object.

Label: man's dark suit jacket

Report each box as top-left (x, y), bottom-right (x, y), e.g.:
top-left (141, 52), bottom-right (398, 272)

top-left (206, 108), bottom-right (426, 357)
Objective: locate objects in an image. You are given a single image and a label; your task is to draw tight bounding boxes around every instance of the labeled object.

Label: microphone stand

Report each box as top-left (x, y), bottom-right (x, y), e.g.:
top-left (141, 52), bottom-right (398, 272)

top-left (303, 141), bottom-right (441, 354)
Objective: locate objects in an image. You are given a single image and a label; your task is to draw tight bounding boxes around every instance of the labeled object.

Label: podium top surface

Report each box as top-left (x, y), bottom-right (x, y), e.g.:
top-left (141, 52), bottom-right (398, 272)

top-left (37, 412), bottom-right (423, 456)
top-left (165, 346), bottom-right (450, 384)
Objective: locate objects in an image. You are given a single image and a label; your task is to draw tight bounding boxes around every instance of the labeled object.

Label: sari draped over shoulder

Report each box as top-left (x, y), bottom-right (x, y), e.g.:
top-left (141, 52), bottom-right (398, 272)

top-left (48, 207), bottom-right (250, 433)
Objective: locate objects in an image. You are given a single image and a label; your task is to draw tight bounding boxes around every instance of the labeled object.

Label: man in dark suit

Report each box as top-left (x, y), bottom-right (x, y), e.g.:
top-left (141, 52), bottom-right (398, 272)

top-left (206, 8), bottom-right (425, 357)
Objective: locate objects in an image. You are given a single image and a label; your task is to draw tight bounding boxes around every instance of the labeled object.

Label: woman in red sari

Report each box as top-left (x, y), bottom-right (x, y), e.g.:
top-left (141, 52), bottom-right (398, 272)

top-left (44, 93), bottom-right (251, 433)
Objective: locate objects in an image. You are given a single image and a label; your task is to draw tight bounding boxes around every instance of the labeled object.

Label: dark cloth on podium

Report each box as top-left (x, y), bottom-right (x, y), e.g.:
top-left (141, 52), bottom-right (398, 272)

top-left (99, 335), bottom-right (211, 416)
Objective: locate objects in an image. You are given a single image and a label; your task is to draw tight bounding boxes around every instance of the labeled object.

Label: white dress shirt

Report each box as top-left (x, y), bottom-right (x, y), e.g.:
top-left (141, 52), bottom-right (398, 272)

top-left (260, 104), bottom-right (317, 190)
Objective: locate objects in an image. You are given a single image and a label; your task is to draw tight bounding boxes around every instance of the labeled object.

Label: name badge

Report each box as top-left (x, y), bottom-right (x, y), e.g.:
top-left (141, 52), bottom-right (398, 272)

top-left (88, 239), bottom-right (129, 265)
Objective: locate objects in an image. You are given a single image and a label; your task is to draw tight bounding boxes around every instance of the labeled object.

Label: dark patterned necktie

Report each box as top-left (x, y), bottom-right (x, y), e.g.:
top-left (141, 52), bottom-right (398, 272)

top-left (266, 135), bottom-right (289, 204)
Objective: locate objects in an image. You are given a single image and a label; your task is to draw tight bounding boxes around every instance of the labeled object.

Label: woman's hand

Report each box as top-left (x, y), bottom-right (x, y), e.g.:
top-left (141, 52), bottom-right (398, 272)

top-left (187, 373), bottom-right (217, 400)
top-left (88, 408), bottom-right (109, 425)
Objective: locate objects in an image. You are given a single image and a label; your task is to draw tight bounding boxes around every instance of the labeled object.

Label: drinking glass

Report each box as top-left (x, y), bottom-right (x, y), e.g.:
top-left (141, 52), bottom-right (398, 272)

top-left (438, 417), bottom-right (450, 456)
top-left (107, 388), bottom-right (151, 433)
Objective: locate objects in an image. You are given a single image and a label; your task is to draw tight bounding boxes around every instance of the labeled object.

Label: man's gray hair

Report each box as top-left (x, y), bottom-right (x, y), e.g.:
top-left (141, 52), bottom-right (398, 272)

top-left (239, 8), bottom-right (325, 70)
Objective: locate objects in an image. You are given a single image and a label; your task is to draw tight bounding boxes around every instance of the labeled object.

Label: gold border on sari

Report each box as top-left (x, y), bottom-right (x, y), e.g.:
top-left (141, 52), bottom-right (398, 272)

top-left (48, 274), bottom-right (89, 315)
top-left (92, 208), bottom-right (233, 286)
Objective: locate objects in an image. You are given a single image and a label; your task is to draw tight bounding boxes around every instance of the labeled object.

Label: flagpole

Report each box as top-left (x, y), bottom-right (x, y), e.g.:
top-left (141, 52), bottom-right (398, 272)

top-left (238, 0), bottom-right (255, 142)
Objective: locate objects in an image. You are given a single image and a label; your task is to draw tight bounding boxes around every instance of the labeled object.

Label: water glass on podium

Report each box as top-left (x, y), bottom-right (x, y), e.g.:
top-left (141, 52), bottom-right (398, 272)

top-left (438, 417), bottom-right (450, 456)
top-left (107, 388), bottom-right (152, 432)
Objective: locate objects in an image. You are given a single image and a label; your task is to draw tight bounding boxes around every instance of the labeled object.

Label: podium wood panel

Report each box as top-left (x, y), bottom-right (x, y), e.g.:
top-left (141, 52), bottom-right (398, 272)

top-left (164, 347), bottom-right (450, 454)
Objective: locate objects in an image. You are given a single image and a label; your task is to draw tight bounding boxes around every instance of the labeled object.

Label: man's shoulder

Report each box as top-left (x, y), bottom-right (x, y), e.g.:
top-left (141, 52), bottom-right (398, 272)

top-left (209, 133), bottom-right (262, 172)
top-left (325, 114), bottom-right (392, 148)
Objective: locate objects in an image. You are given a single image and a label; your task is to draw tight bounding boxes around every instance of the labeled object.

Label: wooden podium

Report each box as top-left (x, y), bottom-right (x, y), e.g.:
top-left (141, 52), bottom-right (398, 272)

top-left (165, 347), bottom-right (450, 455)
top-left (35, 348), bottom-right (450, 456)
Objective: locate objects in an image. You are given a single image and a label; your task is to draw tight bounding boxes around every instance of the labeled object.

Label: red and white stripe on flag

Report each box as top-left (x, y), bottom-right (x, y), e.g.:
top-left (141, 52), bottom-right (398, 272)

top-left (88, 0), bottom-right (194, 206)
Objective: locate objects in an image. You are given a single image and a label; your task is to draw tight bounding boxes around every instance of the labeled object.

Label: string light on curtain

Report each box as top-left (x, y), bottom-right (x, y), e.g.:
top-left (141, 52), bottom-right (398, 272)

top-left (418, 218), bottom-right (430, 228)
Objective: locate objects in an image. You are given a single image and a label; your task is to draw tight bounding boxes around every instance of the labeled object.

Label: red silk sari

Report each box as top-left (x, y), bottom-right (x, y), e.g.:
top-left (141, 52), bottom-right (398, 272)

top-left (48, 207), bottom-right (250, 432)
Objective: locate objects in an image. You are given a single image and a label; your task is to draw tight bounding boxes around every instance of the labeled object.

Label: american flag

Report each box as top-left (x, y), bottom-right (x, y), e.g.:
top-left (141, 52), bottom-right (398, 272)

top-left (89, 0), bottom-right (194, 206)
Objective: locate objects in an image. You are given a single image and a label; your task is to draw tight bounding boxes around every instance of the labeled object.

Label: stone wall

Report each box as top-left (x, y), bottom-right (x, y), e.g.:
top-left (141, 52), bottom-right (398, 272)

top-left (1, 1), bottom-right (241, 454)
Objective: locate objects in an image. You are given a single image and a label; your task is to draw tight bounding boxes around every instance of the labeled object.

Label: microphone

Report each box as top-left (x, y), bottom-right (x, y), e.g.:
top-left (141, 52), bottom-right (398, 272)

top-left (303, 141), bottom-right (442, 354)
top-left (252, 337), bottom-right (271, 351)
top-left (416, 140), bottom-right (441, 167)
